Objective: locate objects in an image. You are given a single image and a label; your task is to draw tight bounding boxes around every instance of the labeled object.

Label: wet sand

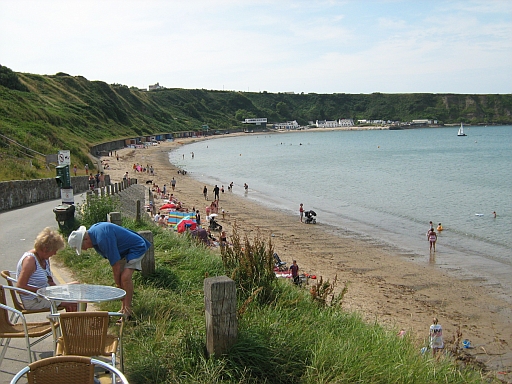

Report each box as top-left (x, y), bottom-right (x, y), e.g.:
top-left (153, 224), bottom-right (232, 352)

top-left (100, 136), bottom-right (511, 379)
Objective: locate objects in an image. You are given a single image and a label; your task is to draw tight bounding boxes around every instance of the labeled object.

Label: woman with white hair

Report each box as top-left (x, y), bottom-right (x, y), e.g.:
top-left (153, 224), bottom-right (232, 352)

top-left (16, 227), bottom-right (77, 311)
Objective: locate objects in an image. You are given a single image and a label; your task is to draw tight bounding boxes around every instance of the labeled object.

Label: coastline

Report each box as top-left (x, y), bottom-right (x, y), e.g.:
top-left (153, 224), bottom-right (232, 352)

top-left (100, 136), bottom-right (511, 378)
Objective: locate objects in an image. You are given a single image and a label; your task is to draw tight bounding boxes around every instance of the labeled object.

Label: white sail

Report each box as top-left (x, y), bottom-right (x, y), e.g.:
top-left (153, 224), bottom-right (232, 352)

top-left (457, 123), bottom-right (466, 136)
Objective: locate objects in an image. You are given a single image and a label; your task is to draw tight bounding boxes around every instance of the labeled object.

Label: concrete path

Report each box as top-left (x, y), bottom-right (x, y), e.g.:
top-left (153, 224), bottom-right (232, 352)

top-left (0, 193), bottom-right (86, 383)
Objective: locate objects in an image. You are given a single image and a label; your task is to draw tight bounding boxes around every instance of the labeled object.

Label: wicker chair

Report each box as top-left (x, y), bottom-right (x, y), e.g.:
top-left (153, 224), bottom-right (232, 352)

top-left (10, 355), bottom-right (129, 384)
top-left (0, 285), bottom-right (54, 368)
top-left (51, 311), bottom-right (124, 375)
top-left (1, 270), bottom-right (64, 319)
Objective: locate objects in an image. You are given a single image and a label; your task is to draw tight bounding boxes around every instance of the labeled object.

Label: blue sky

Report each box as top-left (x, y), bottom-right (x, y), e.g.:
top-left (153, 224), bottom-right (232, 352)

top-left (1, 0), bottom-right (511, 94)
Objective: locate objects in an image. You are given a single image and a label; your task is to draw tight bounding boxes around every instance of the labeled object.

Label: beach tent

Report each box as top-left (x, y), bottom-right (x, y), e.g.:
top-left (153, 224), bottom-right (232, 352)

top-left (176, 219), bottom-right (197, 233)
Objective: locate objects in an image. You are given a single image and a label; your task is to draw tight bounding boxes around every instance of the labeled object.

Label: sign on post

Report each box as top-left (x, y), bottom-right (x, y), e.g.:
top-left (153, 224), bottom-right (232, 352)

top-left (58, 150), bottom-right (71, 166)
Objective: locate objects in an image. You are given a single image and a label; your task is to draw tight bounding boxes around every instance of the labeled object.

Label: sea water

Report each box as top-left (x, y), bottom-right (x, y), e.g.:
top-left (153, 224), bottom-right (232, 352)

top-left (169, 126), bottom-right (512, 301)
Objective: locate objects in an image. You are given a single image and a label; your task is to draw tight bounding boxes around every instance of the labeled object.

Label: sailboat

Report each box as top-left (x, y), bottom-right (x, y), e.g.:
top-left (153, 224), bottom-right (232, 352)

top-left (457, 122), bottom-right (467, 137)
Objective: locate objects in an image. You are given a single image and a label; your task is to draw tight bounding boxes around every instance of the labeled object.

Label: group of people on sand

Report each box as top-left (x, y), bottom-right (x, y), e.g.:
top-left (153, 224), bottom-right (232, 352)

top-left (206, 200), bottom-right (219, 215)
top-left (132, 163), bottom-right (154, 175)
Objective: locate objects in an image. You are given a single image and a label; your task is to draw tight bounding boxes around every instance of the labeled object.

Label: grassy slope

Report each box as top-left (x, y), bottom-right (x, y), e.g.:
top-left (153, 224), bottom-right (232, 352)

top-left (0, 65), bottom-right (511, 181)
top-left (56, 217), bottom-right (490, 384)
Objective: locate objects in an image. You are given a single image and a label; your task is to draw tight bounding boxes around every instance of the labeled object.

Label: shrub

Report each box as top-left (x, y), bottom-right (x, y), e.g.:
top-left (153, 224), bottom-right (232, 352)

top-left (75, 193), bottom-right (121, 227)
top-left (220, 223), bottom-right (277, 305)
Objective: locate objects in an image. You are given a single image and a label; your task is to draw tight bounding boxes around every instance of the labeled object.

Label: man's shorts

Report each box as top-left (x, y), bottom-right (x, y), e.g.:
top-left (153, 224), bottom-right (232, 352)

top-left (124, 254), bottom-right (145, 271)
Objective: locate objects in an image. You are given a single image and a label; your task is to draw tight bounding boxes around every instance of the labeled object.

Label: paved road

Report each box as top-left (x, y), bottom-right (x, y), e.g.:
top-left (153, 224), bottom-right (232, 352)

top-left (0, 193), bottom-right (85, 383)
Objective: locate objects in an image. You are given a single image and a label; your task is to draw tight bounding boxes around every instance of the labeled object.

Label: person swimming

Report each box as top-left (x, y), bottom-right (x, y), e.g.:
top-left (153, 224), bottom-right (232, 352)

top-left (437, 223), bottom-right (443, 231)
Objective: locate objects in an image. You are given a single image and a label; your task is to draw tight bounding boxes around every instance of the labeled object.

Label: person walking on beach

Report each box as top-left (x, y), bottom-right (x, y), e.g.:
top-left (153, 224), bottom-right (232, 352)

top-left (299, 203), bottom-right (304, 222)
top-left (290, 260), bottom-right (300, 285)
top-left (171, 177), bottom-right (176, 191)
top-left (203, 185), bottom-right (208, 200)
top-left (428, 229), bottom-right (437, 252)
top-left (213, 185), bottom-right (220, 200)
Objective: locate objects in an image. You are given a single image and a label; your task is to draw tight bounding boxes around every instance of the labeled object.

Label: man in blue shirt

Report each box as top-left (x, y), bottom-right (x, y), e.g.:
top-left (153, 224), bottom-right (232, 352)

top-left (68, 222), bottom-right (151, 318)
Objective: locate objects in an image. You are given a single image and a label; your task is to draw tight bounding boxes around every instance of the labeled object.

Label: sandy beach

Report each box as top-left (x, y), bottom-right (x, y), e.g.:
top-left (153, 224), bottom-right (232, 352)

top-left (99, 135), bottom-right (511, 379)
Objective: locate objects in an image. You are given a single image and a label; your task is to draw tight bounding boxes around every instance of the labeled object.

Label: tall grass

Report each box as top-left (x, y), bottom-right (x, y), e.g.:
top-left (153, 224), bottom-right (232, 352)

top-left (55, 197), bottom-right (492, 383)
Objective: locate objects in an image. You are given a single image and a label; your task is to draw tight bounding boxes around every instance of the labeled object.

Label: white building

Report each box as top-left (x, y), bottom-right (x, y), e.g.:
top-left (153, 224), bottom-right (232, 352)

top-left (274, 120), bottom-right (299, 130)
top-left (315, 119), bottom-right (354, 128)
top-left (338, 119), bottom-right (354, 127)
top-left (412, 119), bottom-right (438, 125)
top-left (148, 82), bottom-right (163, 91)
top-left (244, 118), bottom-right (267, 125)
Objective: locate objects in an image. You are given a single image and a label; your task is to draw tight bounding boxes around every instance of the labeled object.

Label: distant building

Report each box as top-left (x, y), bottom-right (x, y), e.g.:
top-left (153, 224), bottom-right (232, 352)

top-left (244, 118), bottom-right (267, 125)
top-left (148, 82), bottom-right (163, 91)
top-left (274, 120), bottom-right (299, 130)
top-left (358, 119), bottom-right (384, 125)
top-left (412, 119), bottom-right (437, 125)
top-left (315, 119), bottom-right (354, 128)
top-left (338, 119), bottom-right (354, 127)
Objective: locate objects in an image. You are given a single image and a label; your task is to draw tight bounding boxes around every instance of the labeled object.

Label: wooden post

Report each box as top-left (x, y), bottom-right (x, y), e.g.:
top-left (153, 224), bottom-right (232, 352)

top-left (107, 212), bottom-right (122, 226)
top-left (204, 276), bottom-right (237, 357)
top-left (138, 230), bottom-right (154, 277)
top-left (136, 200), bottom-right (141, 222)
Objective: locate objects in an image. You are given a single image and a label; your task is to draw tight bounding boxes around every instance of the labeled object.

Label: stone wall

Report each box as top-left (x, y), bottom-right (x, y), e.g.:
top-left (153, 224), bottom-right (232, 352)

top-left (116, 184), bottom-right (148, 219)
top-left (0, 175), bottom-right (110, 212)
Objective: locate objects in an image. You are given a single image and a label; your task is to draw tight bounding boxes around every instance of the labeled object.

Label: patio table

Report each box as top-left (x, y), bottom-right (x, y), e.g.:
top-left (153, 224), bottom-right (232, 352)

top-left (37, 284), bottom-right (126, 312)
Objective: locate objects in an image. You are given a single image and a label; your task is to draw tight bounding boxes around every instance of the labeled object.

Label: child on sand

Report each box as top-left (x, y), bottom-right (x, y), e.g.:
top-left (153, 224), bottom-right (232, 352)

top-left (429, 317), bottom-right (444, 355)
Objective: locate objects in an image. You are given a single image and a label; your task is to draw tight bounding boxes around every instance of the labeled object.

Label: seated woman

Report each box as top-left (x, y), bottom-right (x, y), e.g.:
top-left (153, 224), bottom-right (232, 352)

top-left (158, 215), bottom-right (168, 227)
top-left (16, 227), bottom-right (77, 311)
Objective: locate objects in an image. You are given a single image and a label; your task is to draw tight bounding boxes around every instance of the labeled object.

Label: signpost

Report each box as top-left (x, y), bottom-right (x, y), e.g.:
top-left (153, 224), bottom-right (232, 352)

top-left (58, 150), bottom-right (71, 166)
top-left (54, 150), bottom-right (75, 231)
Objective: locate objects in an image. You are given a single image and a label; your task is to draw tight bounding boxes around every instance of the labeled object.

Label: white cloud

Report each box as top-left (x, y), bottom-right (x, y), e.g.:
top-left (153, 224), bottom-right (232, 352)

top-left (1, 0), bottom-right (510, 93)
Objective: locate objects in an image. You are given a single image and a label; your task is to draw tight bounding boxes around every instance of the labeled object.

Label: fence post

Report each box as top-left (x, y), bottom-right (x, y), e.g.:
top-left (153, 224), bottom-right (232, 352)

top-left (138, 230), bottom-right (154, 277)
top-left (107, 212), bottom-right (122, 226)
top-left (136, 200), bottom-right (141, 222)
top-left (204, 276), bottom-right (237, 357)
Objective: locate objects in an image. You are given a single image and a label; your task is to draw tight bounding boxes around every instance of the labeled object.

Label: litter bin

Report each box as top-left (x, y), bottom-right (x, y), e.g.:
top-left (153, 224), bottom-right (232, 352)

top-left (53, 204), bottom-right (76, 233)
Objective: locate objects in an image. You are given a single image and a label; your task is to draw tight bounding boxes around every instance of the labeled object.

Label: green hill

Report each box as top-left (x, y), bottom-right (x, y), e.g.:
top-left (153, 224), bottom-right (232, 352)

top-left (1, 64), bottom-right (511, 180)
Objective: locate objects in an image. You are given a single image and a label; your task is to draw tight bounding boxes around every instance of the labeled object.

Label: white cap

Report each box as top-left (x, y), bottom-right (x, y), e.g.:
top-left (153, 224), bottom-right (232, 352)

top-left (68, 226), bottom-right (86, 255)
